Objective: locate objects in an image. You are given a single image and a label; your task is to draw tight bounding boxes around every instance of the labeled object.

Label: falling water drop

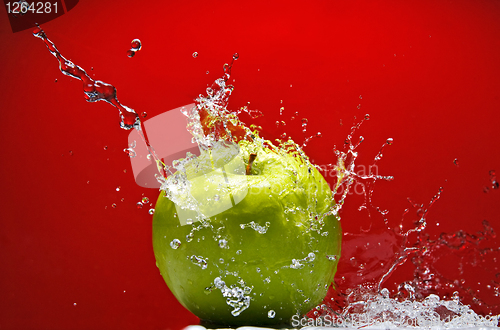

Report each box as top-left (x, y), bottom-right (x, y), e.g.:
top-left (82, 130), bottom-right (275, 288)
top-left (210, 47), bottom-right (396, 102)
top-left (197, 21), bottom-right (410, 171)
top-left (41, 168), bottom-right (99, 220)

top-left (192, 52), bottom-right (198, 58)
top-left (126, 49), bottom-right (136, 58)
top-left (489, 170), bottom-right (499, 189)
top-left (130, 39), bottom-right (142, 51)
top-left (123, 148), bottom-right (137, 158)
top-left (301, 118), bottom-right (308, 132)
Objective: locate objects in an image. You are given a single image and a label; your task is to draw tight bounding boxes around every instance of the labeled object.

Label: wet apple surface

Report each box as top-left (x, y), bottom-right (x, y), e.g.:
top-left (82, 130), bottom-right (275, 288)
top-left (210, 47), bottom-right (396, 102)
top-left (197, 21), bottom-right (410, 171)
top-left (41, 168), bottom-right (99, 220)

top-left (153, 141), bottom-right (341, 326)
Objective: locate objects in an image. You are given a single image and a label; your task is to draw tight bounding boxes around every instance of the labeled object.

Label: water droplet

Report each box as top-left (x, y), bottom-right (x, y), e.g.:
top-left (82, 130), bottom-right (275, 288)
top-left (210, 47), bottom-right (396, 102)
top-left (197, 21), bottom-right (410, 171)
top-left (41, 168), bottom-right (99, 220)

top-left (364, 114), bottom-right (370, 120)
top-left (142, 197), bottom-right (149, 204)
top-left (123, 148), bottom-right (136, 158)
top-left (279, 106), bottom-right (285, 115)
top-left (380, 288), bottom-right (390, 298)
top-left (126, 49), bottom-right (136, 58)
top-left (214, 195), bottom-right (220, 201)
top-left (148, 208), bottom-right (155, 215)
top-left (73, 302), bottom-right (77, 306)
top-left (131, 39), bottom-right (142, 51)
top-left (136, 202), bottom-right (143, 209)
top-left (219, 258), bottom-right (224, 264)
top-left (206, 71), bottom-right (209, 74)
top-left (386, 138), bottom-right (394, 145)
top-left (116, 186), bottom-right (121, 192)
top-left (268, 310), bottom-right (276, 318)
top-left (489, 170), bottom-right (499, 189)
top-left (357, 104), bottom-right (361, 109)
top-left (359, 95), bottom-right (363, 99)
top-left (190, 255), bottom-right (208, 269)
top-left (204, 285), bottom-right (215, 295)
top-left (192, 52), bottom-right (198, 58)
top-left (453, 158), bottom-right (459, 166)
top-left (236, 250), bottom-right (242, 255)
top-left (54, 78), bottom-right (58, 83)
top-left (218, 239), bottom-right (227, 248)
top-left (103, 146), bottom-right (108, 150)
top-left (111, 203), bottom-right (117, 208)
top-left (170, 239), bottom-right (181, 249)
top-left (141, 112), bottom-right (147, 118)
top-left (233, 53), bottom-right (239, 60)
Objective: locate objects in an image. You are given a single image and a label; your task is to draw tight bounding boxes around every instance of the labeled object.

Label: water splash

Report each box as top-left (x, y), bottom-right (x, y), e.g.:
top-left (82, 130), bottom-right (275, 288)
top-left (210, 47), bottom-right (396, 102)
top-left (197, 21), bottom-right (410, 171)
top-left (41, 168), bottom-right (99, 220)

top-left (213, 276), bottom-right (253, 317)
top-left (33, 25), bottom-right (170, 180)
top-left (312, 122), bottom-right (500, 325)
top-left (36, 26), bottom-right (499, 326)
top-left (33, 26), bottom-right (140, 130)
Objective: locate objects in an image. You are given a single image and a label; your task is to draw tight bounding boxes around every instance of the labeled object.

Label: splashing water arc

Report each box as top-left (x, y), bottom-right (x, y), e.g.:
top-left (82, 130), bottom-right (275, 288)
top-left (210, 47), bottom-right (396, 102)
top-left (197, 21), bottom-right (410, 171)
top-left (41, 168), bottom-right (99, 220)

top-left (32, 25), bottom-right (500, 328)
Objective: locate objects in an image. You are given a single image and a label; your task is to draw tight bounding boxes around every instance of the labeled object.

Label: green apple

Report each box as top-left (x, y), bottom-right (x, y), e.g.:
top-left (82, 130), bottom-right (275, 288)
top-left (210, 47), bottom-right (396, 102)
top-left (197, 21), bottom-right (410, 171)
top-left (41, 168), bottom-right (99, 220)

top-left (152, 139), bottom-right (341, 327)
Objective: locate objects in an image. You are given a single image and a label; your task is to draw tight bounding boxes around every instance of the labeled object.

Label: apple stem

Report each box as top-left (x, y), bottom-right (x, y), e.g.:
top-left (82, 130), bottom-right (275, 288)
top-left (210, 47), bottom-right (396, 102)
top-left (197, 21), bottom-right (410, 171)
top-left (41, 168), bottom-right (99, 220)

top-left (246, 153), bottom-right (257, 175)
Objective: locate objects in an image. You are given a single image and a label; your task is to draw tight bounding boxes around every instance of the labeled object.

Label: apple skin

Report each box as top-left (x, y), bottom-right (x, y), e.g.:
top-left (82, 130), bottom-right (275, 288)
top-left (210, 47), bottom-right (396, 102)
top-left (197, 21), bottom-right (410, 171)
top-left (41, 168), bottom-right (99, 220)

top-left (152, 141), bottom-right (341, 327)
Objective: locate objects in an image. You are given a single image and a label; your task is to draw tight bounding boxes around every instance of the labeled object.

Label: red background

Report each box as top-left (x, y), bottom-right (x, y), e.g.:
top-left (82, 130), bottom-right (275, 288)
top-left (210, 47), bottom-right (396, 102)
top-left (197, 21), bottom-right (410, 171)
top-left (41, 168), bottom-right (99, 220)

top-left (1, 0), bottom-right (499, 329)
